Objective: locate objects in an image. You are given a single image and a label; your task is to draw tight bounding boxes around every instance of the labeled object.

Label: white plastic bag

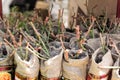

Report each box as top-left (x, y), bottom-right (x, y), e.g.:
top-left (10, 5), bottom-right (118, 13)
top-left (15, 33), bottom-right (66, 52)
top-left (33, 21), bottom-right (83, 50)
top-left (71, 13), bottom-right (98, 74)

top-left (63, 49), bottom-right (89, 80)
top-left (111, 58), bottom-right (120, 80)
top-left (87, 47), bottom-right (113, 80)
top-left (15, 47), bottom-right (39, 80)
top-left (40, 41), bottom-right (64, 79)
top-left (0, 43), bottom-right (13, 80)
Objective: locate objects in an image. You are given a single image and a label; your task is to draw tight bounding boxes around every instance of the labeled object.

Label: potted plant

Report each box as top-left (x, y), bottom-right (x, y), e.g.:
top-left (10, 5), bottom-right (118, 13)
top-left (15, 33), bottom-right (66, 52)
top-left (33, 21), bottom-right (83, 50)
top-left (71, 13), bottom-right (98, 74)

top-left (0, 42), bottom-right (14, 80)
top-left (87, 39), bottom-right (113, 80)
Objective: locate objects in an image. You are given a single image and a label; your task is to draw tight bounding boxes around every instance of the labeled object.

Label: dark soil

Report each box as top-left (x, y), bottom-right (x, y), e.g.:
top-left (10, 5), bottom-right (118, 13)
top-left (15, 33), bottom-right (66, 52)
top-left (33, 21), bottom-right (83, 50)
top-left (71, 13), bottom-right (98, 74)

top-left (95, 52), bottom-right (104, 63)
top-left (65, 28), bottom-right (75, 33)
top-left (63, 32), bottom-right (76, 42)
top-left (119, 69), bottom-right (120, 75)
top-left (0, 44), bottom-right (8, 59)
top-left (49, 47), bottom-right (62, 57)
top-left (84, 44), bottom-right (94, 58)
top-left (69, 51), bottom-right (87, 59)
top-left (95, 48), bottom-right (107, 63)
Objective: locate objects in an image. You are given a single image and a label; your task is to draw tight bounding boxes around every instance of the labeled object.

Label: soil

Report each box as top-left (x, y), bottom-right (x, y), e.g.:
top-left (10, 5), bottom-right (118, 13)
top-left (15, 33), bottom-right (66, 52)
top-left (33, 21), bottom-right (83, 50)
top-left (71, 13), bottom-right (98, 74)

top-left (69, 50), bottom-right (87, 59)
top-left (49, 41), bottom-right (61, 48)
top-left (1, 44), bottom-right (7, 55)
top-left (84, 44), bottom-right (94, 58)
top-left (95, 48), bottom-right (107, 63)
top-left (65, 28), bottom-right (75, 33)
top-left (0, 44), bottom-right (8, 59)
top-left (63, 32), bottom-right (76, 42)
top-left (95, 52), bottom-right (104, 63)
top-left (49, 47), bottom-right (62, 57)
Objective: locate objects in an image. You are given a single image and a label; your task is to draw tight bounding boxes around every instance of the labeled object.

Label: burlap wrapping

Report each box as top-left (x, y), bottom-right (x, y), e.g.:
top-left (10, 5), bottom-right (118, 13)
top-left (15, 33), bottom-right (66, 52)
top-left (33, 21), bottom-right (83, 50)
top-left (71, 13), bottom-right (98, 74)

top-left (63, 49), bottom-right (89, 80)
top-left (88, 47), bottom-right (113, 80)
top-left (14, 47), bottom-right (39, 80)
top-left (111, 58), bottom-right (120, 80)
top-left (40, 41), bottom-right (64, 79)
top-left (0, 43), bottom-right (13, 80)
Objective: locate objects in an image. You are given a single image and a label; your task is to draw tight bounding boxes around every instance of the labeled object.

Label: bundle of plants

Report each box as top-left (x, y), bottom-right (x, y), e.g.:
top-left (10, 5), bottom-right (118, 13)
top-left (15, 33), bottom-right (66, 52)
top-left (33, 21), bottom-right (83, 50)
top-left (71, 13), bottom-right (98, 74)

top-left (87, 47), bottom-right (113, 80)
top-left (40, 41), bottom-right (64, 80)
top-left (14, 47), bottom-right (39, 80)
top-left (62, 25), bottom-right (94, 80)
top-left (69, 36), bottom-right (94, 58)
top-left (77, 15), bottom-right (119, 34)
top-left (25, 22), bottom-right (65, 79)
top-left (73, 17), bottom-right (101, 53)
top-left (77, 16), bottom-right (100, 38)
top-left (111, 58), bottom-right (120, 80)
top-left (0, 42), bottom-right (14, 80)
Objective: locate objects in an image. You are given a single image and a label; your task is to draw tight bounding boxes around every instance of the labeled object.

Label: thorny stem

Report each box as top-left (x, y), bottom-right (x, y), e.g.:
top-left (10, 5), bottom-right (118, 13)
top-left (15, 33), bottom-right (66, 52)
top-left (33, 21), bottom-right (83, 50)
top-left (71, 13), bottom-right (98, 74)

top-left (26, 47), bottom-right (47, 60)
top-left (85, 17), bottom-right (95, 38)
top-left (64, 49), bottom-right (69, 61)
top-left (28, 41), bottom-right (49, 59)
top-left (4, 39), bottom-right (14, 49)
top-left (9, 49), bottom-right (16, 57)
top-left (60, 37), bottom-right (65, 50)
top-left (75, 25), bottom-right (80, 40)
top-left (100, 33), bottom-right (106, 53)
top-left (75, 25), bottom-right (86, 50)
top-left (27, 43), bottom-right (48, 60)
top-left (29, 22), bottom-right (50, 57)
top-left (58, 9), bottom-right (64, 22)
top-left (109, 38), bottom-right (120, 55)
top-left (7, 28), bottom-right (17, 47)
top-left (21, 30), bottom-right (36, 43)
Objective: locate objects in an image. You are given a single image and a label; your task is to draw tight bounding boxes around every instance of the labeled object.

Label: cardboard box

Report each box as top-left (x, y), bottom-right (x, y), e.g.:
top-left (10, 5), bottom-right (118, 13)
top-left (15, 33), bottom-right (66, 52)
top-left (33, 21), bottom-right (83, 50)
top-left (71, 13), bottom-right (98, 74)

top-left (88, 0), bottom-right (117, 18)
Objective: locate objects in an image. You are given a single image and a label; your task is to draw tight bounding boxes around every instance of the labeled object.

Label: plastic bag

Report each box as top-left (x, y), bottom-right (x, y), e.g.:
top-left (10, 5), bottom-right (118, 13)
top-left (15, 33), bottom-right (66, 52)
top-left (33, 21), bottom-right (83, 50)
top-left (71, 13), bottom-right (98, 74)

top-left (87, 47), bottom-right (113, 80)
top-left (0, 43), bottom-right (13, 80)
top-left (40, 41), bottom-right (64, 79)
top-left (111, 58), bottom-right (120, 80)
top-left (15, 47), bottom-right (39, 80)
top-left (63, 49), bottom-right (89, 80)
